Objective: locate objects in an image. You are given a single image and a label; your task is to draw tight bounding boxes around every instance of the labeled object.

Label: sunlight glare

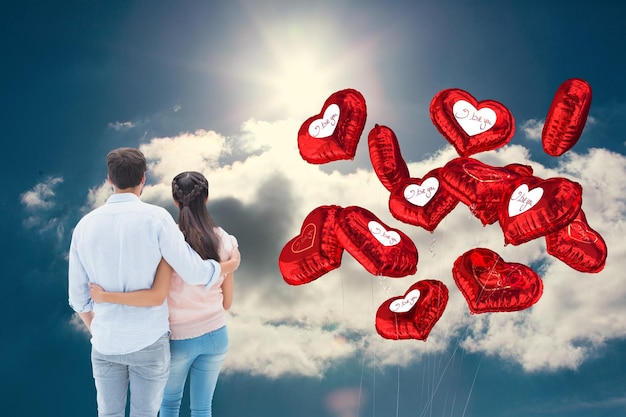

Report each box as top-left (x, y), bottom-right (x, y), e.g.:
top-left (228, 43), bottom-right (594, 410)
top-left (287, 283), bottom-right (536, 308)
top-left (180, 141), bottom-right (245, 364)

top-left (270, 49), bottom-right (336, 117)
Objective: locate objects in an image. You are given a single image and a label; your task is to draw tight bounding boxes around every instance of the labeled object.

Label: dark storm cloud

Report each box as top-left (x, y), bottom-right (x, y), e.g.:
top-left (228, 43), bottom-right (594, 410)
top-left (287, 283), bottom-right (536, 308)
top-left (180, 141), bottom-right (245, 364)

top-left (211, 172), bottom-right (297, 284)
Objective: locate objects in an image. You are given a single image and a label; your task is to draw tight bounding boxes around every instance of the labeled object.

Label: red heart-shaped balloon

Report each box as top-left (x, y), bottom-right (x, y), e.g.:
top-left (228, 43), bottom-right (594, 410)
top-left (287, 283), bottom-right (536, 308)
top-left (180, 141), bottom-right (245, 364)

top-left (430, 88), bottom-right (515, 157)
top-left (542, 78), bottom-right (592, 157)
top-left (440, 158), bottom-right (532, 225)
top-left (334, 206), bottom-right (418, 277)
top-left (452, 248), bottom-right (544, 314)
top-left (375, 279), bottom-right (449, 340)
top-left (278, 205), bottom-right (344, 285)
top-left (298, 89), bottom-right (367, 164)
top-left (389, 168), bottom-right (459, 232)
top-left (368, 124), bottom-right (410, 192)
top-left (498, 176), bottom-right (583, 245)
top-left (545, 210), bottom-right (607, 273)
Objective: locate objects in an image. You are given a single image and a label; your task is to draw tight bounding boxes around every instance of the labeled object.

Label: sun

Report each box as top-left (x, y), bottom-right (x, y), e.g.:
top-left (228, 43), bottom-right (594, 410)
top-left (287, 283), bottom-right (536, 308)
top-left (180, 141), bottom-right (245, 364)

top-left (268, 48), bottom-right (336, 117)
top-left (209, 5), bottom-right (384, 124)
top-left (253, 21), bottom-right (344, 119)
top-left (223, 7), bottom-right (378, 120)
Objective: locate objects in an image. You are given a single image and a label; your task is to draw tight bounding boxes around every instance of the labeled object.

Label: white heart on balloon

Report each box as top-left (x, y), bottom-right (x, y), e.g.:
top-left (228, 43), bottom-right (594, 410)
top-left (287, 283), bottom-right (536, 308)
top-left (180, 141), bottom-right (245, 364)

top-left (389, 289), bottom-right (421, 313)
top-left (368, 221), bottom-right (401, 246)
top-left (404, 177), bottom-right (439, 207)
top-left (308, 104), bottom-right (340, 138)
top-left (508, 184), bottom-right (544, 217)
top-left (452, 100), bottom-right (497, 136)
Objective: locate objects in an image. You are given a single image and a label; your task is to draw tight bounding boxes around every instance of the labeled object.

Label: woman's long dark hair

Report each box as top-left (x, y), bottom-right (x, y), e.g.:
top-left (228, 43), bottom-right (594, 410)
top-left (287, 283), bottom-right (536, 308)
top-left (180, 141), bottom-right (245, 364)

top-left (171, 171), bottom-right (221, 261)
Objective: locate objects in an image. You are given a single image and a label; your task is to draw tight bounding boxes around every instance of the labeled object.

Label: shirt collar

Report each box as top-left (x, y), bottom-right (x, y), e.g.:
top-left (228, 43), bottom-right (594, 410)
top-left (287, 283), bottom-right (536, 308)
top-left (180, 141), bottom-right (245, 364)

top-left (107, 193), bottom-right (141, 203)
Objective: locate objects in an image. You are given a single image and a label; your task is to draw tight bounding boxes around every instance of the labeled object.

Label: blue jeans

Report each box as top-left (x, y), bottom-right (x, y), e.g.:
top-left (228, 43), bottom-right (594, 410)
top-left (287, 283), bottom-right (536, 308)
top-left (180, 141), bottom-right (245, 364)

top-left (91, 333), bottom-right (170, 417)
top-left (160, 326), bottom-right (229, 417)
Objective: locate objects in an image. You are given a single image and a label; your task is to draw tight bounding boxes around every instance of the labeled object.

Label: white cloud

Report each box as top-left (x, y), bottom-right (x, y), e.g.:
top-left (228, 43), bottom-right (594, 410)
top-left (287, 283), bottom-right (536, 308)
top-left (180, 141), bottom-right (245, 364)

top-left (69, 313), bottom-right (91, 339)
top-left (20, 176), bottom-right (63, 210)
top-left (20, 177), bottom-right (68, 241)
top-left (519, 112), bottom-right (596, 144)
top-left (85, 180), bottom-right (113, 212)
top-left (78, 119), bottom-right (626, 378)
top-left (140, 129), bottom-right (229, 183)
top-left (108, 121), bottom-right (135, 130)
top-left (587, 115), bottom-right (597, 126)
top-left (520, 118), bottom-right (544, 141)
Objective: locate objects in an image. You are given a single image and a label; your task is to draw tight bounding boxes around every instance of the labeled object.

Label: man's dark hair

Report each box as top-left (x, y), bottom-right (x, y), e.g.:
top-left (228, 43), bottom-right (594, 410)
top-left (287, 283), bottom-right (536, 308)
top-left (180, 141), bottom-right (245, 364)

top-left (106, 148), bottom-right (147, 189)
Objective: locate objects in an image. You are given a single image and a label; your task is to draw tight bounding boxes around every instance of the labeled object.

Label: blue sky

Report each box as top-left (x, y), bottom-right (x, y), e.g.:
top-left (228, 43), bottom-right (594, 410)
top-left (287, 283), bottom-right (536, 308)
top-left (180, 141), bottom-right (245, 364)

top-left (4, 1), bottom-right (626, 416)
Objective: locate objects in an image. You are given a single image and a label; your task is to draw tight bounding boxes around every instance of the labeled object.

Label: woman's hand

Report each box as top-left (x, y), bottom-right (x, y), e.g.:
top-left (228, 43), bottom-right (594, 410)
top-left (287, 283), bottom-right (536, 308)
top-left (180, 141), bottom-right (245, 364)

top-left (89, 283), bottom-right (106, 303)
top-left (86, 259), bottom-right (171, 307)
top-left (220, 247), bottom-right (241, 275)
top-left (230, 247), bottom-right (241, 270)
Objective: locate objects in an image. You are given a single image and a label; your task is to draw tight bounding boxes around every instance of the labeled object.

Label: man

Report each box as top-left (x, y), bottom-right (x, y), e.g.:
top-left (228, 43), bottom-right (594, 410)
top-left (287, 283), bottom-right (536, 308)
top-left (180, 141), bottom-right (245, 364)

top-left (68, 147), bottom-right (240, 417)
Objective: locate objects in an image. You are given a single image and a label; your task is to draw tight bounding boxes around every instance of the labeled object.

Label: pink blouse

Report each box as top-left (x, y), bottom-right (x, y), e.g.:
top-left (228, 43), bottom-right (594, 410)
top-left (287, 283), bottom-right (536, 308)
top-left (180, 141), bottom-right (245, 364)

top-left (167, 227), bottom-right (238, 340)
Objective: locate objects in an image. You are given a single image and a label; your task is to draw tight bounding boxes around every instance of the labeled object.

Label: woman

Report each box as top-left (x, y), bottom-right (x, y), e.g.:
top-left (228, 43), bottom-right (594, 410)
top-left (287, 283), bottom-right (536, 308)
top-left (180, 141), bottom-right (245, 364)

top-left (90, 171), bottom-right (238, 417)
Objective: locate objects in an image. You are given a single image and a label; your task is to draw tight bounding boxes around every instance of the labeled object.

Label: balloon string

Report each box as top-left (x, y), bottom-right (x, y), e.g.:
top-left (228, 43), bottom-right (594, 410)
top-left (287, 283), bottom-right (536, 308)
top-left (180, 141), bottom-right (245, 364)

top-left (377, 274), bottom-right (391, 293)
top-left (372, 274), bottom-right (398, 417)
top-left (369, 275), bottom-right (380, 417)
top-left (357, 339), bottom-right (366, 417)
top-left (428, 236), bottom-right (437, 258)
top-left (471, 256), bottom-right (501, 305)
top-left (344, 267), bottom-right (370, 417)
top-left (371, 346), bottom-right (376, 417)
top-left (418, 341), bottom-right (461, 417)
top-left (468, 203), bottom-right (478, 220)
top-left (422, 212), bottom-right (482, 417)
top-left (461, 357), bottom-right (482, 417)
top-left (340, 268), bottom-right (346, 319)
top-left (393, 313), bottom-right (400, 417)
top-left (418, 316), bottom-right (478, 417)
top-left (396, 362), bottom-right (401, 417)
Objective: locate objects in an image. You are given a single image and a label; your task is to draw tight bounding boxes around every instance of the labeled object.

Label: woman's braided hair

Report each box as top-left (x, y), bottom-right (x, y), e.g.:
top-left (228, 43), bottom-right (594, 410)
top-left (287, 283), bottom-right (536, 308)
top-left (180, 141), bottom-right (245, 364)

top-left (172, 177), bottom-right (207, 208)
top-left (171, 171), bottom-right (221, 261)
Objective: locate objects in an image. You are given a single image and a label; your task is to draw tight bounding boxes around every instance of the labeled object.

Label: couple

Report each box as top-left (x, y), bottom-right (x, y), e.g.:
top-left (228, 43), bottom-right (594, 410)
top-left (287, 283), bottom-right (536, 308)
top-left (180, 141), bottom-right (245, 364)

top-left (68, 147), bottom-right (239, 417)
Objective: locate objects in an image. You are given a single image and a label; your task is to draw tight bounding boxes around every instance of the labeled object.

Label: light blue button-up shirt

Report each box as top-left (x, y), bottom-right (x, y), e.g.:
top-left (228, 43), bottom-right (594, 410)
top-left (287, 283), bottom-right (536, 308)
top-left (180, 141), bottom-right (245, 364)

top-left (68, 193), bottom-right (221, 355)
